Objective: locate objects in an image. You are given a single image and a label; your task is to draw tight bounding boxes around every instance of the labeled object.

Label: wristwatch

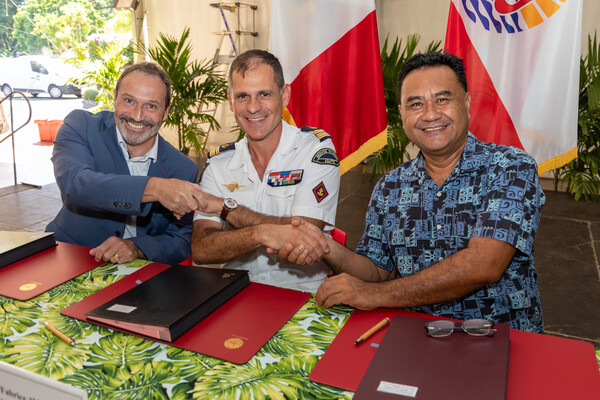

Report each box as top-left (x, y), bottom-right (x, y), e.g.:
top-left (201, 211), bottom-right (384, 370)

top-left (220, 198), bottom-right (238, 221)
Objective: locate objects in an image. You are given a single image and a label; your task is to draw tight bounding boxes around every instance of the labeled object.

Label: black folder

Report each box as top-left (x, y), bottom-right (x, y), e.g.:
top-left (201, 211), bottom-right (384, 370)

top-left (0, 231), bottom-right (57, 268)
top-left (85, 265), bottom-right (249, 342)
top-left (353, 315), bottom-right (510, 400)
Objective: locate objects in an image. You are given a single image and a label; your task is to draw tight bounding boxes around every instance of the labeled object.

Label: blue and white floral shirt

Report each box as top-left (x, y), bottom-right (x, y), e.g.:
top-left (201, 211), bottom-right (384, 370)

top-left (356, 133), bottom-right (545, 332)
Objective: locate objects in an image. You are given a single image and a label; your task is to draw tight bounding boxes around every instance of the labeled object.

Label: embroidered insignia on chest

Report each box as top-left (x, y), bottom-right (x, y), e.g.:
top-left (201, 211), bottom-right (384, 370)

top-left (311, 148), bottom-right (339, 166)
top-left (312, 181), bottom-right (328, 203)
top-left (267, 169), bottom-right (303, 187)
top-left (222, 182), bottom-right (245, 192)
top-left (301, 126), bottom-right (332, 142)
top-left (208, 142), bottom-right (236, 159)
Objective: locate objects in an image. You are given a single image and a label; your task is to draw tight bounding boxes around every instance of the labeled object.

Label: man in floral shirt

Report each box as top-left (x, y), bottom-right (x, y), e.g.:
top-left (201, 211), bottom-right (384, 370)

top-left (283, 52), bottom-right (545, 332)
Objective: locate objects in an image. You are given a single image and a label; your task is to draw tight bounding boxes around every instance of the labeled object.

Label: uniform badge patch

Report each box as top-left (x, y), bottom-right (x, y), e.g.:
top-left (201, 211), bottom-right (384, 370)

top-left (311, 148), bottom-right (339, 166)
top-left (222, 182), bottom-right (245, 192)
top-left (267, 169), bottom-right (304, 187)
top-left (313, 181), bottom-right (328, 203)
top-left (301, 126), bottom-right (332, 142)
top-left (208, 142), bottom-right (235, 159)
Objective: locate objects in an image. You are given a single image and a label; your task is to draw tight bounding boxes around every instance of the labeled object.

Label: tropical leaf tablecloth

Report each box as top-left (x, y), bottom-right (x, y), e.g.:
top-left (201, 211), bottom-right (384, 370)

top-left (1, 260), bottom-right (599, 399)
top-left (0, 260), bottom-right (355, 399)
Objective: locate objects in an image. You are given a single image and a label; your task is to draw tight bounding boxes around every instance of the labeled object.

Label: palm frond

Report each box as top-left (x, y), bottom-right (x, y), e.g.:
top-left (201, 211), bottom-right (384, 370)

top-left (136, 27), bottom-right (228, 154)
top-left (555, 33), bottom-right (600, 201)
top-left (364, 35), bottom-right (442, 180)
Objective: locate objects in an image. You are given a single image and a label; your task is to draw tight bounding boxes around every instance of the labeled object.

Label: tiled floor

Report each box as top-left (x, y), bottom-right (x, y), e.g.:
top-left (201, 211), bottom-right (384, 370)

top-left (1, 166), bottom-right (599, 347)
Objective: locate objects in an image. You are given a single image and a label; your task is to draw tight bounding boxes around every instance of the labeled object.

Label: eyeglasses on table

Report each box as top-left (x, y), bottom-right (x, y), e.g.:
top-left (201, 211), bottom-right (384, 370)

top-left (425, 319), bottom-right (496, 337)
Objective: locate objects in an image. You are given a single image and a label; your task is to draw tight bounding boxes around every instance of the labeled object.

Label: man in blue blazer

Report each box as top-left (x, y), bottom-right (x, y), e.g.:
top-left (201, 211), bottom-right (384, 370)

top-left (47, 62), bottom-right (205, 265)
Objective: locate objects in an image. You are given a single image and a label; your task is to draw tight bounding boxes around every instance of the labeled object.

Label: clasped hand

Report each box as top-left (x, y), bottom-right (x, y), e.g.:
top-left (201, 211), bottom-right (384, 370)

top-left (265, 217), bottom-right (330, 265)
top-left (153, 179), bottom-right (213, 220)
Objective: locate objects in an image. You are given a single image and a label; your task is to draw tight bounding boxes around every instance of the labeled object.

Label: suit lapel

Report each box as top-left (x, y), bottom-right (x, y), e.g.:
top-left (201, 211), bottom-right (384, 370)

top-left (148, 135), bottom-right (170, 178)
top-left (101, 113), bottom-right (130, 175)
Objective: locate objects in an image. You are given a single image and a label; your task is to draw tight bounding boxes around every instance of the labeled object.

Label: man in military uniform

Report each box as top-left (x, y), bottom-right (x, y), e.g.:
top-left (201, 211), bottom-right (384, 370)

top-left (191, 50), bottom-right (340, 293)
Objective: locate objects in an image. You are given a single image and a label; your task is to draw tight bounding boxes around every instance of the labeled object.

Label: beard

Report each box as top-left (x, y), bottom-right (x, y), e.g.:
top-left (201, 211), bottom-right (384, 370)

top-left (114, 114), bottom-right (162, 146)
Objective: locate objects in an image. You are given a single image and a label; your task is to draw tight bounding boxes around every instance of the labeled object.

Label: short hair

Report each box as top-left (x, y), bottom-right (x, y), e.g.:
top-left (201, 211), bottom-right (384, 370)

top-left (228, 49), bottom-right (285, 92)
top-left (397, 52), bottom-right (468, 102)
top-left (115, 62), bottom-right (172, 108)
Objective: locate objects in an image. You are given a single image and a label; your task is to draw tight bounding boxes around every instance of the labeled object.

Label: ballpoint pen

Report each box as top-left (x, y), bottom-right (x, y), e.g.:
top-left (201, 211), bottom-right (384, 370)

top-left (355, 317), bottom-right (390, 345)
top-left (44, 321), bottom-right (75, 346)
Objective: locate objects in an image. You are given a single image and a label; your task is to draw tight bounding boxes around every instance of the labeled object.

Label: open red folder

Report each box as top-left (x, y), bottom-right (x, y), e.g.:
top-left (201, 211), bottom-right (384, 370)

top-left (62, 263), bottom-right (311, 364)
top-left (0, 241), bottom-right (100, 301)
top-left (309, 309), bottom-right (600, 398)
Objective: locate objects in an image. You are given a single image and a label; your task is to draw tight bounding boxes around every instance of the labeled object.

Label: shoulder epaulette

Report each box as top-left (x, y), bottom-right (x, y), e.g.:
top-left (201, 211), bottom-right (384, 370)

top-left (207, 142), bottom-right (236, 159)
top-left (300, 126), bottom-right (332, 142)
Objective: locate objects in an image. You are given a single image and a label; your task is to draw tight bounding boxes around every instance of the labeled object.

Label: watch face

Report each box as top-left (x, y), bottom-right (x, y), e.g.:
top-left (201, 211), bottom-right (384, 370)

top-left (224, 198), bottom-right (238, 209)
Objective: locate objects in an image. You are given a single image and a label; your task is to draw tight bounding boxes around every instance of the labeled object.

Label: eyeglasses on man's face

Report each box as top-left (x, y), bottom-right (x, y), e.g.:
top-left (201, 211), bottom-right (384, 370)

top-left (425, 319), bottom-right (496, 337)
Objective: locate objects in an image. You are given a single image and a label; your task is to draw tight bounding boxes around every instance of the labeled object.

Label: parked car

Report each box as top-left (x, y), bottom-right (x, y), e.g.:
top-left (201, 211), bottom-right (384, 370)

top-left (0, 55), bottom-right (82, 99)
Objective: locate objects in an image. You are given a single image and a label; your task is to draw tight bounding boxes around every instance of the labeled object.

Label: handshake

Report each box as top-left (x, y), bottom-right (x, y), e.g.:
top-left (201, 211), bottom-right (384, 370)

top-left (264, 217), bottom-right (332, 266)
top-left (147, 177), bottom-right (221, 220)
top-left (152, 177), bottom-right (333, 266)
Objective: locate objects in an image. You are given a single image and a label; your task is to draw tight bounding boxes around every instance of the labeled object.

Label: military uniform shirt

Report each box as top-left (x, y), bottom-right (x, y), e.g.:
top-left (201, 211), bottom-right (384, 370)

top-left (194, 121), bottom-right (340, 293)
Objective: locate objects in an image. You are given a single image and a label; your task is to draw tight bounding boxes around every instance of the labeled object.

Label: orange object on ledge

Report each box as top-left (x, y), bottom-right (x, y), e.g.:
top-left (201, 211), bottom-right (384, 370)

top-left (34, 119), bottom-right (63, 142)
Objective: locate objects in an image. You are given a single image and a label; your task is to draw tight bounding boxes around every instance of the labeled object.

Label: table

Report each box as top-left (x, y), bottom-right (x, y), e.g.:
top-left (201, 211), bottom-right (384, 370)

top-left (0, 260), bottom-right (355, 399)
top-left (0, 259), bottom-right (599, 399)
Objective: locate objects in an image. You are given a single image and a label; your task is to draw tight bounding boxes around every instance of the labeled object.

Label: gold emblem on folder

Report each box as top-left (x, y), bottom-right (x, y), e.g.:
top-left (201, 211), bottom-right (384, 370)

top-left (224, 338), bottom-right (244, 349)
top-left (19, 282), bottom-right (42, 291)
top-left (224, 335), bottom-right (247, 349)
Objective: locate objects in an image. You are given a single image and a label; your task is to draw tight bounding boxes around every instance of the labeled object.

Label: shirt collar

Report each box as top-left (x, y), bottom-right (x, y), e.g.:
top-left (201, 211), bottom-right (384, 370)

top-left (227, 120), bottom-right (297, 169)
top-left (115, 126), bottom-right (159, 162)
top-left (405, 131), bottom-right (488, 185)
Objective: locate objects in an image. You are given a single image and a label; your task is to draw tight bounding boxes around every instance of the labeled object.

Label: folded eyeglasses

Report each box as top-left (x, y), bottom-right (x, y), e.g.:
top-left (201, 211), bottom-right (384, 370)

top-left (425, 319), bottom-right (496, 337)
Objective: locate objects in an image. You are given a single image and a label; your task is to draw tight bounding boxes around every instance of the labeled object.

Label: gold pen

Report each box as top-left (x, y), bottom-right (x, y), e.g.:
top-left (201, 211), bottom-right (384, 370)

top-left (355, 317), bottom-right (391, 345)
top-left (44, 321), bottom-right (76, 346)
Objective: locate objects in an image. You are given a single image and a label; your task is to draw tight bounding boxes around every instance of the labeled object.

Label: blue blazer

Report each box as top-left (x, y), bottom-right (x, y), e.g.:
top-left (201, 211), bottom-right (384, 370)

top-left (46, 110), bottom-right (199, 265)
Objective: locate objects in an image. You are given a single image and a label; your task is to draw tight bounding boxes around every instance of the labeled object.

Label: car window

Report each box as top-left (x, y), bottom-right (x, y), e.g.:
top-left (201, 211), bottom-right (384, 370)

top-left (30, 61), bottom-right (48, 74)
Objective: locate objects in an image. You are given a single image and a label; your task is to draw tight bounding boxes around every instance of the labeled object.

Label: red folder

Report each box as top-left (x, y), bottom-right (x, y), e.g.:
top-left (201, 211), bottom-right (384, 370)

top-left (353, 315), bottom-right (510, 400)
top-left (309, 308), bottom-right (426, 391)
top-left (309, 309), bottom-right (600, 398)
top-left (62, 263), bottom-right (311, 364)
top-left (0, 241), bottom-right (100, 301)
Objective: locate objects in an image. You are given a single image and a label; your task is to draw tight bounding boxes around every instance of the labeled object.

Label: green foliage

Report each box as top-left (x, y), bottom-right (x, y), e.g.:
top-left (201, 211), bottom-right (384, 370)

top-left (363, 35), bottom-right (442, 179)
top-left (83, 88), bottom-right (99, 101)
top-left (555, 34), bottom-right (600, 201)
top-left (0, 259), bottom-right (357, 399)
top-left (6, 0), bottom-right (122, 55)
top-left (137, 27), bottom-right (229, 155)
top-left (87, 334), bottom-right (162, 371)
top-left (67, 40), bottom-right (133, 111)
top-left (0, 298), bottom-right (38, 336)
top-left (165, 346), bottom-right (224, 382)
top-left (3, 329), bottom-right (89, 378)
top-left (0, 0), bottom-right (24, 57)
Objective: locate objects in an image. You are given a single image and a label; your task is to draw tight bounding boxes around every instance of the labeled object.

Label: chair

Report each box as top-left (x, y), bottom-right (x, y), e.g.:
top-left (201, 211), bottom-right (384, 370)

top-left (331, 227), bottom-right (347, 246)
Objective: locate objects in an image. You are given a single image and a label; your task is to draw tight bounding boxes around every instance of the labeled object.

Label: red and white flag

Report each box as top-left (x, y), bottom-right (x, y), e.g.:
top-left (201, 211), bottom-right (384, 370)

top-left (445, 0), bottom-right (582, 174)
top-left (269, 0), bottom-right (387, 175)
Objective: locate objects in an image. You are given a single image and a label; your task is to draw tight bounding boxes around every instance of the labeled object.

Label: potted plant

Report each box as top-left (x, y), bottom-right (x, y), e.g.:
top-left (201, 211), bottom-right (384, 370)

top-left (554, 34), bottom-right (600, 201)
top-left (67, 40), bottom-right (133, 112)
top-left (363, 35), bottom-right (441, 179)
top-left (82, 88), bottom-right (99, 109)
top-left (136, 28), bottom-right (228, 155)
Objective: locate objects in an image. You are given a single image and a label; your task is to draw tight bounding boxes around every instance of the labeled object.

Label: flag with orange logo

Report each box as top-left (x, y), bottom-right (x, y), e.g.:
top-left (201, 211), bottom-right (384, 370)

top-left (269, 0), bottom-right (387, 175)
top-left (445, 0), bottom-right (582, 174)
